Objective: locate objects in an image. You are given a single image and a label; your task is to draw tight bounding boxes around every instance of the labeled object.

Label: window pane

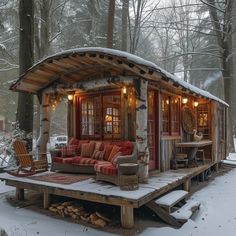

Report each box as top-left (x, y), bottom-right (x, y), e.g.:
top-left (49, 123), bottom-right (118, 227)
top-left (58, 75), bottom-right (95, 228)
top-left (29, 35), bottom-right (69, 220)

top-left (161, 95), bottom-right (170, 134)
top-left (103, 94), bottom-right (121, 139)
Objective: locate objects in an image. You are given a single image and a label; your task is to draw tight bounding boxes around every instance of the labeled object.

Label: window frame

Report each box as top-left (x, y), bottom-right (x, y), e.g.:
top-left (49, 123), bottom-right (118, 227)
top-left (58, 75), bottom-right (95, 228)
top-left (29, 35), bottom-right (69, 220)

top-left (79, 91), bottom-right (122, 140)
top-left (161, 93), bottom-right (180, 136)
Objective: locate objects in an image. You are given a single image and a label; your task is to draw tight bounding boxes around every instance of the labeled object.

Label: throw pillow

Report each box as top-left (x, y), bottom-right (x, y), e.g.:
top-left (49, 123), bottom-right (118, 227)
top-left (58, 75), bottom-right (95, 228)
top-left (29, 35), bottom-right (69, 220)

top-left (103, 144), bottom-right (114, 161)
top-left (81, 142), bottom-right (95, 157)
top-left (94, 141), bottom-right (103, 152)
top-left (61, 145), bottom-right (76, 158)
top-left (108, 145), bottom-right (121, 162)
top-left (68, 137), bottom-right (80, 146)
top-left (111, 151), bottom-right (122, 165)
top-left (120, 141), bottom-right (133, 155)
top-left (92, 150), bottom-right (105, 160)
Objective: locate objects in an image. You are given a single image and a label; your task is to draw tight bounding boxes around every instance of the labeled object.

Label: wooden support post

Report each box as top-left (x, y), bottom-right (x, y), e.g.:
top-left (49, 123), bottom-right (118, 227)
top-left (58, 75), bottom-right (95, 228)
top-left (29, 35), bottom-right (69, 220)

top-left (120, 206), bottom-right (134, 228)
top-left (43, 191), bottom-right (51, 209)
top-left (183, 178), bottom-right (191, 192)
top-left (16, 187), bottom-right (24, 200)
top-left (214, 163), bottom-right (219, 172)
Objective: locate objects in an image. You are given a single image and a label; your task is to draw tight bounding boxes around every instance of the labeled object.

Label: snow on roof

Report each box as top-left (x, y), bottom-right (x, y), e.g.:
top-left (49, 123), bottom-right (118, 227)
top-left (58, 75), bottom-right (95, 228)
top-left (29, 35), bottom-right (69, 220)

top-left (18, 47), bottom-right (228, 106)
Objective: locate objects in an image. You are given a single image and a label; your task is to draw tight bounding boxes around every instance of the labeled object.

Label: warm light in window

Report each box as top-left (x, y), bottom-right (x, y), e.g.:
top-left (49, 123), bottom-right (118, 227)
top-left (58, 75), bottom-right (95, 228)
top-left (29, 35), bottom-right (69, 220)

top-left (194, 101), bottom-right (199, 107)
top-left (67, 94), bottom-right (74, 101)
top-left (105, 115), bottom-right (112, 122)
top-left (182, 97), bottom-right (188, 104)
top-left (122, 86), bottom-right (127, 94)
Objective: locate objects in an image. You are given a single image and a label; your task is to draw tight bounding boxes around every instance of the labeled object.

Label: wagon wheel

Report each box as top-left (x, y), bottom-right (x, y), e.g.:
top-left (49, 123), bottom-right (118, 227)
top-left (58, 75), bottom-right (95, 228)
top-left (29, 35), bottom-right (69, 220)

top-left (182, 107), bottom-right (196, 134)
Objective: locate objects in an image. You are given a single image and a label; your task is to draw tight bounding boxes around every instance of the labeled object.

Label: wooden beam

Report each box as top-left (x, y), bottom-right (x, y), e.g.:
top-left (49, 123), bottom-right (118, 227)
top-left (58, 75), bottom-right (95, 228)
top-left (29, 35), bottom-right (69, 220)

top-left (120, 206), bottom-right (134, 228)
top-left (43, 191), bottom-right (51, 209)
top-left (145, 201), bottom-right (182, 228)
top-left (16, 187), bottom-right (24, 201)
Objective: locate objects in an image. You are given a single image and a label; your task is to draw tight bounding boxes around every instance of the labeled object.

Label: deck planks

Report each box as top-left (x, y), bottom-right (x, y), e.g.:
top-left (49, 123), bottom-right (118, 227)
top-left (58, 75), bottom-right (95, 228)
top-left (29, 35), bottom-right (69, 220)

top-left (0, 163), bottom-right (213, 228)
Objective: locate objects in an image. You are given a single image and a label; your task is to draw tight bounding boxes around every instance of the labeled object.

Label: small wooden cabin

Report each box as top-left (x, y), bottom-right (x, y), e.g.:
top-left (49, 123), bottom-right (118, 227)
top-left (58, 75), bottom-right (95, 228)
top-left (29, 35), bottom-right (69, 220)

top-left (10, 47), bottom-right (228, 177)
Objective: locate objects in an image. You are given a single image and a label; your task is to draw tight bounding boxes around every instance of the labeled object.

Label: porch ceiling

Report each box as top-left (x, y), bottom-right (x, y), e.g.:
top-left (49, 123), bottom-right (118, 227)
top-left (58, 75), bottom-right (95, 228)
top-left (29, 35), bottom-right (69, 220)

top-left (10, 48), bottom-right (162, 94)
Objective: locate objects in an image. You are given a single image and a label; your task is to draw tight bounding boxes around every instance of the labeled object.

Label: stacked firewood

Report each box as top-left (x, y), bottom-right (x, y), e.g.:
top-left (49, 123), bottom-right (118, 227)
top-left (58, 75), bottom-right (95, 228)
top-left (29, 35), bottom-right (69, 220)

top-left (48, 201), bottom-right (110, 227)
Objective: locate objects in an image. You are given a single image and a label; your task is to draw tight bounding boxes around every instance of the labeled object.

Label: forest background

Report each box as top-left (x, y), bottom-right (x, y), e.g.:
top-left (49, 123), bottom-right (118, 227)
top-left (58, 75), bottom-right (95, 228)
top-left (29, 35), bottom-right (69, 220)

top-left (0, 0), bottom-right (235, 151)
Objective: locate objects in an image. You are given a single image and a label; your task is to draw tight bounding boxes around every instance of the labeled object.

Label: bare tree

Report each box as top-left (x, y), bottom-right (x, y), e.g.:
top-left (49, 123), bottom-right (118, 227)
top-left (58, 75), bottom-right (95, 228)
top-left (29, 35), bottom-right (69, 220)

top-left (16, 0), bottom-right (34, 143)
top-left (203, 0), bottom-right (235, 151)
top-left (107, 0), bottom-right (115, 48)
top-left (121, 0), bottom-right (129, 51)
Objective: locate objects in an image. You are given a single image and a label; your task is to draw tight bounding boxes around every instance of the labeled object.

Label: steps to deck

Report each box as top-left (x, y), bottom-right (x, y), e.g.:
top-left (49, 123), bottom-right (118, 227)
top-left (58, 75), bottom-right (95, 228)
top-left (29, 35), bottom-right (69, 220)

top-left (155, 190), bottom-right (189, 213)
top-left (170, 200), bottom-right (200, 222)
top-left (145, 190), bottom-right (200, 227)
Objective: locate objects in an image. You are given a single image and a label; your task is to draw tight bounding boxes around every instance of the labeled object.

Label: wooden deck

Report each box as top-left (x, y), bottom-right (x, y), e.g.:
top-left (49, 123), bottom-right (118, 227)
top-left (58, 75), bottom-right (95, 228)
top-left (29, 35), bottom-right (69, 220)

top-left (0, 163), bottom-right (215, 228)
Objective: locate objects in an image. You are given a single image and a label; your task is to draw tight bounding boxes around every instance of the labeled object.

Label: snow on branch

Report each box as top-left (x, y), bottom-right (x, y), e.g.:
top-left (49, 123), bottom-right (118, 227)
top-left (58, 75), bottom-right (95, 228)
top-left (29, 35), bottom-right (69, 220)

top-left (200, 0), bottom-right (225, 13)
top-left (0, 58), bottom-right (19, 72)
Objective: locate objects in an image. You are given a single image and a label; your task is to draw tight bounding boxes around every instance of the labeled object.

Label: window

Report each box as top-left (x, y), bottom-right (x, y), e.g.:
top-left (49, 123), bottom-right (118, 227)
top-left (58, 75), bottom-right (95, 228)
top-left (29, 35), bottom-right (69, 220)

top-left (197, 103), bottom-right (210, 138)
top-left (171, 98), bottom-right (180, 135)
top-left (161, 94), bottom-right (180, 136)
top-left (81, 96), bottom-right (101, 138)
top-left (161, 94), bottom-right (170, 135)
top-left (80, 93), bottom-right (121, 139)
top-left (103, 95), bottom-right (121, 139)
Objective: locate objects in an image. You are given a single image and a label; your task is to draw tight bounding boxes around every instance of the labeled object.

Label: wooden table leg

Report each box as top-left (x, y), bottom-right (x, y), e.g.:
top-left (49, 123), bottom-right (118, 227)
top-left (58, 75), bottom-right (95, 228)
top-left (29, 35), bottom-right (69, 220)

top-left (183, 178), bottom-right (191, 192)
top-left (188, 147), bottom-right (198, 166)
top-left (121, 206), bottom-right (134, 228)
top-left (43, 191), bottom-right (51, 209)
top-left (16, 187), bottom-right (24, 200)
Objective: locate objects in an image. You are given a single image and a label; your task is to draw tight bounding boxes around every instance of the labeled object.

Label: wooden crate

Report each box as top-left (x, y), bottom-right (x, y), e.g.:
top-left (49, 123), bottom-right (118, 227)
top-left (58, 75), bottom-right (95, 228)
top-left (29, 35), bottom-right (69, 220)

top-left (119, 174), bottom-right (139, 191)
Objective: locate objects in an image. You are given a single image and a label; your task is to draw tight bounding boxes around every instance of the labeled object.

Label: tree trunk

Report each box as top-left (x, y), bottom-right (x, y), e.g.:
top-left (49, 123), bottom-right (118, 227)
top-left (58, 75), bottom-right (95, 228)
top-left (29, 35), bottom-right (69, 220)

top-left (107, 0), bottom-right (115, 48)
top-left (206, 0), bottom-right (235, 152)
top-left (34, 0), bottom-right (51, 139)
top-left (121, 0), bottom-right (129, 51)
top-left (37, 93), bottom-right (50, 158)
top-left (130, 0), bottom-right (142, 54)
top-left (16, 0), bottom-right (34, 139)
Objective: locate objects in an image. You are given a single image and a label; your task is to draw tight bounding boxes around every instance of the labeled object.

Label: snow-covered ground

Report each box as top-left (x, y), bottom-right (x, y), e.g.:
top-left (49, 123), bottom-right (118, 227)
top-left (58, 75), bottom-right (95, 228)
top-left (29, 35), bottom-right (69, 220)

top-left (0, 155), bottom-right (236, 236)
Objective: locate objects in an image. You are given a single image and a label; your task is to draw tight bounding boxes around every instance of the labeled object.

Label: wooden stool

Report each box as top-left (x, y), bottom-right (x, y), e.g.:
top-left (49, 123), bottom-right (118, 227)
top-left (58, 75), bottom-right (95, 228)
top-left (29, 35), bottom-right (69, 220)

top-left (176, 153), bottom-right (188, 168)
top-left (119, 174), bottom-right (139, 190)
top-left (196, 149), bottom-right (205, 164)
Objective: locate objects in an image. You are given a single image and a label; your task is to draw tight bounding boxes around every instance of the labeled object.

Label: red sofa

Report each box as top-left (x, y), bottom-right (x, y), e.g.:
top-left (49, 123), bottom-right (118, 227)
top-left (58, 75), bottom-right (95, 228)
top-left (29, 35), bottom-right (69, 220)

top-left (50, 139), bottom-right (138, 184)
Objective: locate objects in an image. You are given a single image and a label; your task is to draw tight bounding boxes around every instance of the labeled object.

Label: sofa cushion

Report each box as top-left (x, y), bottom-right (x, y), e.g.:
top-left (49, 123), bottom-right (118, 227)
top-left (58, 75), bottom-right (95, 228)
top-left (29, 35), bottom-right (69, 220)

top-left (61, 145), bottom-right (76, 157)
top-left (108, 145), bottom-right (121, 162)
top-left (103, 144), bottom-right (114, 161)
top-left (76, 157), bottom-right (98, 165)
top-left (62, 157), bottom-right (77, 164)
top-left (95, 162), bottom-right (117, 176)
top-left (53, 157), bottom-right (63, 163)
top-left (53, 157), bottom-right (76, 164)
top-left (81, 142), bottom-right (95, 157)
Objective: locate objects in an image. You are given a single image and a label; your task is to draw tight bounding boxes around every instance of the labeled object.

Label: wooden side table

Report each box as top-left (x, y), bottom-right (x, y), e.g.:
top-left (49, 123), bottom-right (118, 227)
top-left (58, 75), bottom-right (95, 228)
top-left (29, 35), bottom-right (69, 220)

top-left (119, 163), bottom-right (139, 190)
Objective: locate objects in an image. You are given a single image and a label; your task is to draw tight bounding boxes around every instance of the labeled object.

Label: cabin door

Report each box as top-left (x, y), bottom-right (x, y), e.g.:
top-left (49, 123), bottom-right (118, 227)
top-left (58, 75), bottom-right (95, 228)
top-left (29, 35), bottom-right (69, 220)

top-left (148, 90), bottom-right (159, 170)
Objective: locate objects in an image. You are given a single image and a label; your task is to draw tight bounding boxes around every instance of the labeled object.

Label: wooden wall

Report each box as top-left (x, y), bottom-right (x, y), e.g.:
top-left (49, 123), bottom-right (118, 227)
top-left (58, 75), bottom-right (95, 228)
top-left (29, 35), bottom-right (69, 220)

top-left (160, 137), bottom-right (181, 172)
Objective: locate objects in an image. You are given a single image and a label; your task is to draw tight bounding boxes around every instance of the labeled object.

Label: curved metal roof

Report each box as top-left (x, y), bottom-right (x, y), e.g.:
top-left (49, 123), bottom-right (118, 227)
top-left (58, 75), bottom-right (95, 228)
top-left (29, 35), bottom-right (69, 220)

top-left (10, 47), bottom-right (228, 106)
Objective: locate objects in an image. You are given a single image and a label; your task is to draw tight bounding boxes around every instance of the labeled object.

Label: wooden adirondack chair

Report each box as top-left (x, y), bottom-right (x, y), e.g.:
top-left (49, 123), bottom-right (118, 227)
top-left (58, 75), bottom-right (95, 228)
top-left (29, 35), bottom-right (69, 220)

top-left (7, 139), bottom-right (48, 177)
